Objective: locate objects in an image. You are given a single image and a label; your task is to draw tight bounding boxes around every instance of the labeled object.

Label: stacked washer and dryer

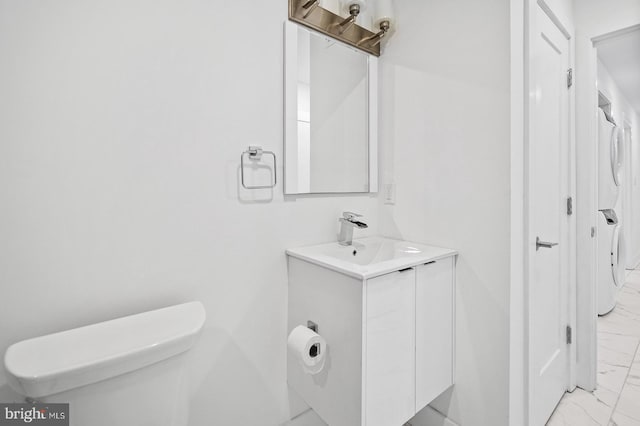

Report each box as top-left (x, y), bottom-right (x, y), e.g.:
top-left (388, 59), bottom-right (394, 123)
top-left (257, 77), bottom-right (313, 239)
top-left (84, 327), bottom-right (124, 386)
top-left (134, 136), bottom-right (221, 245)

top-left (597, 108), bottom-right (626, 315)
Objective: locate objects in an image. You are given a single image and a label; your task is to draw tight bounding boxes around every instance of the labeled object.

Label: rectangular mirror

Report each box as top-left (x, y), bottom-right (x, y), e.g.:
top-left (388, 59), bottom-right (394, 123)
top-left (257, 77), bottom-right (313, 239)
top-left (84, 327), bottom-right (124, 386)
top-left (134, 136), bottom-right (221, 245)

top-left (284, 21), bottom-right (378, 194)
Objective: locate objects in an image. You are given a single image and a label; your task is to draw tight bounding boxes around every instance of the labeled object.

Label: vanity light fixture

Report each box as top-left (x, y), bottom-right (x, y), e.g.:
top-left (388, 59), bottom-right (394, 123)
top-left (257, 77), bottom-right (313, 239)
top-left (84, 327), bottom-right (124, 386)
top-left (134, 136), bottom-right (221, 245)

top-left (337, 3), bottom-right (362, 35)
top-left (359, 0), bottom-right (394, 47)
top-left (301, 0), bottom-right (320, 19)
top-left (288, 0), bottom-right (395, 57)
top-left (358, 19), bottom-right (389, 47)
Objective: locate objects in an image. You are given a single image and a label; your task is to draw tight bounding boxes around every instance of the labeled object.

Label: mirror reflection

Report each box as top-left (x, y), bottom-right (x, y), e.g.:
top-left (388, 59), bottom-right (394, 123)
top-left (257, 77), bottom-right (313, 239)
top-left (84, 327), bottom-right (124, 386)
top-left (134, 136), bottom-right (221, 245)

top-left (285, 23), bottom-right (376, 194)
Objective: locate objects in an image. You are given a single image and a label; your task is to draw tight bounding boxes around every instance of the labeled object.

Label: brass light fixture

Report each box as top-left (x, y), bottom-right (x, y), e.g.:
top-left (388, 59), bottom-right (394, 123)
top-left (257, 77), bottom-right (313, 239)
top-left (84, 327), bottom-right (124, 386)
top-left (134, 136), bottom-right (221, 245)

top-left (358, 19), bottom-right (390, 47)
top-left (288, 0), bottom-right (394, 57)
top-left (337, 3), bottom-right (362, 35)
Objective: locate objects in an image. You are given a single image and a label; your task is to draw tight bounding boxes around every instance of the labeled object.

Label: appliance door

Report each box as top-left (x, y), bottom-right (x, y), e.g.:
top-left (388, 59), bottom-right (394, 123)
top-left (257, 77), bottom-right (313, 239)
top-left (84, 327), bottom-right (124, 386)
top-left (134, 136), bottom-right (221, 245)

top-left (611, 224), bottom-right (625, 288)
top-left (598, 110), bottom-right (619, 209)
top-left (612, 126), bottom-right (624, 186)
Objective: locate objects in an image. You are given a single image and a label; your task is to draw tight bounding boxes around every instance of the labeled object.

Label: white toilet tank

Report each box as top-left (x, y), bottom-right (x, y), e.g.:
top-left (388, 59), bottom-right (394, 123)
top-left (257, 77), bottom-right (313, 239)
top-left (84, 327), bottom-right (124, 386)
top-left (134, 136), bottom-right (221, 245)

top-left (3, 301), bottom-right (206, 426)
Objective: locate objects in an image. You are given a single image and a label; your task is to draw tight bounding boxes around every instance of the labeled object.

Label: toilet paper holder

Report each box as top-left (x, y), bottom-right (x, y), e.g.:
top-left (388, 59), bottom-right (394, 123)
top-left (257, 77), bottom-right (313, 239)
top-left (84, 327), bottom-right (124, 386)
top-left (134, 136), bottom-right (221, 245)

top-left (306, 321), bottom-right (321, 357)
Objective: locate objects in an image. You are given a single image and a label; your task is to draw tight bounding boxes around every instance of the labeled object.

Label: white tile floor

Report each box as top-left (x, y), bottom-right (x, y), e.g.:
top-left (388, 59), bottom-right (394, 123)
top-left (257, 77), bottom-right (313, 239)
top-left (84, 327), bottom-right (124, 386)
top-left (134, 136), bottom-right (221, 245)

top-left (547, 269), bottom-right (640, 426)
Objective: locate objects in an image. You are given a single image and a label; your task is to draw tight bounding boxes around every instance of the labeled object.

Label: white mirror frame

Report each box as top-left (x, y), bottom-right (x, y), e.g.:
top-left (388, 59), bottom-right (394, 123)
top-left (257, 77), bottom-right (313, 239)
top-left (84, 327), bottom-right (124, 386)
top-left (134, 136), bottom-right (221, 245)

top-left (284, 21), bottom-right (378, 195)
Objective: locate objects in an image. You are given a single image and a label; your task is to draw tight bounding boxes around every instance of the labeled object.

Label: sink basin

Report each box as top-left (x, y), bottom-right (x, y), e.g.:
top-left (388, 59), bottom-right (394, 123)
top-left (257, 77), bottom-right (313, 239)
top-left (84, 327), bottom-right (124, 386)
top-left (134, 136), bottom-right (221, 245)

top-left (286, 237), bottom-right (457, 279)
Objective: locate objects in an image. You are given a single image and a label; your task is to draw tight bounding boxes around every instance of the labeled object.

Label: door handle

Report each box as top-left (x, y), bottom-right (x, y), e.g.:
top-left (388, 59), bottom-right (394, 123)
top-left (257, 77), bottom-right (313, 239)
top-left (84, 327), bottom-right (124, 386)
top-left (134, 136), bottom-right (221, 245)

top-left (536, 237), bottom-right (558, 251)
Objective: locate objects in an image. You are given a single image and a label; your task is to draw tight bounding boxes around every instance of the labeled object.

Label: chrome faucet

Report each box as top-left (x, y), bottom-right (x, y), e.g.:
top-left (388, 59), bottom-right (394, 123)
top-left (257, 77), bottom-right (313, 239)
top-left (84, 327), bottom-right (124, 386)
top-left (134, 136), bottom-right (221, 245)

top-left (338, 212), bottom-right (368, 246)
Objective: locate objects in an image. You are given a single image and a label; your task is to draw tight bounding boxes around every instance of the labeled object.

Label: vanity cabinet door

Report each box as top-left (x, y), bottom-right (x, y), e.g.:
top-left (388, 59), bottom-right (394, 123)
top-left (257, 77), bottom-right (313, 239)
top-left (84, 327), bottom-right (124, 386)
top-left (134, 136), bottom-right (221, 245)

top-left (364, 268), bottom-right (416, 426)
top-left (415, 257), bottom-right (454, 412)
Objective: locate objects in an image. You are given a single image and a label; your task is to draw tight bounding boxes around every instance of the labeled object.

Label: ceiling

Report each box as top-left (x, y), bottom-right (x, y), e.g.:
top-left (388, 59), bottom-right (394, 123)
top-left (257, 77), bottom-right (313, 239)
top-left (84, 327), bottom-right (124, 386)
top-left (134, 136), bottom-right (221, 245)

top-left (596, 28), bottom-right (640, 114)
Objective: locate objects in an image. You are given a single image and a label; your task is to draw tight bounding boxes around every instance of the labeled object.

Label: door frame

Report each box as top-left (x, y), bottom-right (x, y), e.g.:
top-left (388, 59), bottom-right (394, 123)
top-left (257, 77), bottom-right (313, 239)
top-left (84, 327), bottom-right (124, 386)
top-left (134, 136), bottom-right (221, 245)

top-left (573, 23), bottom-right (640, 392)
top-left (510, 1), bottom-right (577, 424)
top-left (623, 120), bottom-right (633, 269)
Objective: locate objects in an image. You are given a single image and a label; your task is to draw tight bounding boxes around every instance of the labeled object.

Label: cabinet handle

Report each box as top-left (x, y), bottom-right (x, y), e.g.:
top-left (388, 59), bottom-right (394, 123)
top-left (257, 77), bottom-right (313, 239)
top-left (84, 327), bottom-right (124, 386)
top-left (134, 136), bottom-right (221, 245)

top-left (398, 267), bottom-right (414, 273)
top-left (424, 261), bottom-right (436, 265)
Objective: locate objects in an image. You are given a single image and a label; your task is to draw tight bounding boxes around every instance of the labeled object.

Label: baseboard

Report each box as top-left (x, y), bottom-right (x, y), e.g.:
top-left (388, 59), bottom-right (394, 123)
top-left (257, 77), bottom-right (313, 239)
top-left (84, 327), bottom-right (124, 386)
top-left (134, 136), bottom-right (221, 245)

top-left (629, 252), bottom-right (640, 270)
top-left (409, 405), bottom-right (460, 426)
top-left (282, 405), bottom-right (460, 426)
top-left (282, 409), bottom-right (326, 426)
top-left (282, 401), bottom-right (460, 426)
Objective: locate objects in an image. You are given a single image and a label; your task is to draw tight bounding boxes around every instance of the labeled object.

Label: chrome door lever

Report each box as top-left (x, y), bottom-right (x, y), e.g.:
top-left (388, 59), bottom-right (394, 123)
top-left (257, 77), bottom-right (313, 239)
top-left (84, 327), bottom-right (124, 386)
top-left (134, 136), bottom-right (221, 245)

top-left (536, 237), bottom-right (558, 251)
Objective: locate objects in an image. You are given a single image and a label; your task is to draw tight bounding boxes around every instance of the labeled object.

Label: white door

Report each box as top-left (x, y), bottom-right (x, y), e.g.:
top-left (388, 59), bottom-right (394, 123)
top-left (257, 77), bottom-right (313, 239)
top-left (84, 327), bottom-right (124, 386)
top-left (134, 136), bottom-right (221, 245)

top-left (529, 5), bottom-right (571, 425)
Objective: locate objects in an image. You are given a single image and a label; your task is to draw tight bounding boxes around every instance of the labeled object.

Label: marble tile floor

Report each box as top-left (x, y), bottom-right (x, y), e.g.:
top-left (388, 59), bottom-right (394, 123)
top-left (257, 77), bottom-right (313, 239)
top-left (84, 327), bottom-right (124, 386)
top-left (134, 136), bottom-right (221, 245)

top-left (547, 269), bottom-right (640, 426)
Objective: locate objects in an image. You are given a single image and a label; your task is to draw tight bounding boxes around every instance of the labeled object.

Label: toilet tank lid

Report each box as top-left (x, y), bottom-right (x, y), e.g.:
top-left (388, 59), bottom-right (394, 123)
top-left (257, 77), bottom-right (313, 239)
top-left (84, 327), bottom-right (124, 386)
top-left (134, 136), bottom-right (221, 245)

top-left (4, 301), bottom-right (206, 397)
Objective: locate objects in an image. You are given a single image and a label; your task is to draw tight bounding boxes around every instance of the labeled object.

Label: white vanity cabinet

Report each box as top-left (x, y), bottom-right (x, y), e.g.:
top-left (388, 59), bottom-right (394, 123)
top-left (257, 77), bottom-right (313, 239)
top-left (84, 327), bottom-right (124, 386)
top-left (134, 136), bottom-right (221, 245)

top-left (286, 238), bottom-right (456, 426)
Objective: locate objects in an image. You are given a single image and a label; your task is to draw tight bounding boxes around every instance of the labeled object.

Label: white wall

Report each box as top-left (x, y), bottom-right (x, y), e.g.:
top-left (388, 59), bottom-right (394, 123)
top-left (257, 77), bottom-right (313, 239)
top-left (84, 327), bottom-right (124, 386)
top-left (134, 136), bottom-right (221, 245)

top-left (575, 0), bottom-right (640, 39)
top-left (378, 1), bottom-right (511, 425)
top-left (0, 2), bottom-right (379, 425)
top-left (597, 60), bottom-right (640, 266)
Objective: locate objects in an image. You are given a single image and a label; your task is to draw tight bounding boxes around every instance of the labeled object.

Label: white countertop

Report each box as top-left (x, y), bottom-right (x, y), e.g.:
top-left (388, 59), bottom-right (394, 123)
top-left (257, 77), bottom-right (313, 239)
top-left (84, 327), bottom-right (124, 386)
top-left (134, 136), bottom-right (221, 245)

top-left (286, 236), bottom-right (457, 279)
